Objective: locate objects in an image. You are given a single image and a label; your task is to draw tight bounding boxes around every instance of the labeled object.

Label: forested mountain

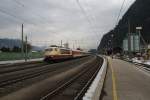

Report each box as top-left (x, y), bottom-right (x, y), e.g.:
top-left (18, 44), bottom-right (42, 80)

top-left (98, 0), bottom-right (150, 53)
top-left (0, 39), bottom-right (21, 49)
top-left (0, 38), bottom-right (44, 51)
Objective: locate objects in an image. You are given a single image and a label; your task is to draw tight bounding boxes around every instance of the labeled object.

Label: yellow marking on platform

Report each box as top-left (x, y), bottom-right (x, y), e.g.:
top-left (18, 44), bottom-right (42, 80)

top-left (109, 58), bottom-right (118, 100)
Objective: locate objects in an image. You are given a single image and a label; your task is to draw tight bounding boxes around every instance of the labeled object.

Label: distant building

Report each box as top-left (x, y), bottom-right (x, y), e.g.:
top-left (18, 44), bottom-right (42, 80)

top-left (123, 33), bottom-right (140, 52)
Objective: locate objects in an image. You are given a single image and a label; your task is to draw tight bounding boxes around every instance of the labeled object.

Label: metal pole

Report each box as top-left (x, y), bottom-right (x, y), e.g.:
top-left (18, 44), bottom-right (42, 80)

top-left (136, 27), bottom-right (148, 59)
top-left (133, 33), bottom-right (135, 52)
top-left (138, 30), bottom-right (141, 53)
top-left (61, 40), bottom-right (62, 47)
top-left (111, 34), bottom-right (114, 58)
top-left (25, 35), bottom-right (27, 62)
top-left (73, 43), bottom-right (75, 49)
top-left (75, 40), bottom-right (77, 49)
top-left (136, 27), bottom-right (142, 54)
top-left (128, 20), bottom-right (131, 58)
top-left (138, 29), bottom-right (148, 55)
top-left (21, 24), bottom-right (24, 59)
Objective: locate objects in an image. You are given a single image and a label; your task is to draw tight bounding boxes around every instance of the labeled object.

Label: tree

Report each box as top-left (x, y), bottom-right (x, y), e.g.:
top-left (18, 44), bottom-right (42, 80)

top-left (12, 46), bottom-right (21, 52)
top-left (1, 47), bottom-right (10, 52)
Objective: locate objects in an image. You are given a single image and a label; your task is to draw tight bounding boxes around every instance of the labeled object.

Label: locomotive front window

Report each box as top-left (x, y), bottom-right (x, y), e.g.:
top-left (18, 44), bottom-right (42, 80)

top-left (45, 48), bottom-right (53, 51)
top-left (54, 48), bottom-right (57, 51)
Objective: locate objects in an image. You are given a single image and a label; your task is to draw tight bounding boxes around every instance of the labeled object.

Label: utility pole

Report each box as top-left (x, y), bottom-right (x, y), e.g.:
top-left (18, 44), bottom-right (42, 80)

top-left (75, 40), bottom-right (77, 49)
top-left (133, 32), bottom-right (135, 52)
top-left (21, 24), bottom-right (24, 59)
top-left (138, 28), bottom-right (141, 53)
top-left (25, 35), bottom-right (28, 62)
top-left (61, 40), bottom-right (62, 47)
top-left (111, 34), bottom-right (114, 58)
top-left (73, 43), bottom-right (75, 49)
top-left (128, 19), bottom-right (131, 58)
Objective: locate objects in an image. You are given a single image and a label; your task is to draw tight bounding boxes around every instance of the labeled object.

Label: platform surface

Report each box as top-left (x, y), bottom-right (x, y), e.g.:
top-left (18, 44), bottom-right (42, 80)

top-left (101, 58), bottom-right (150, 100)
top-left (0, 58), bottom-right (43, 65)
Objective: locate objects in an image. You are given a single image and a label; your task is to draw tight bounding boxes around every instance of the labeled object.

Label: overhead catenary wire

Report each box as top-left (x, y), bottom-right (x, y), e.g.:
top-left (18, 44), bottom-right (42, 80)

top-left (115, 0), bottom-right (126, 26)
top-left (0, 0), bottom-right (98, 49)
top-left (13, 0), bottom-right (97, 49)
top-left (75, 0), bottom-right (100, 45)
top-left (0, 6), bottom-right (38, 26)
top-left (12, 0), bottom-right (51, 25)
top-left (13, 0), bottom-right (25, 7)
top-left (13, 0), bottom-right (74, 42)
top-left (0, 8), bottom-right (24, 23)
top-left (0, 0), bottom-right (70, 44)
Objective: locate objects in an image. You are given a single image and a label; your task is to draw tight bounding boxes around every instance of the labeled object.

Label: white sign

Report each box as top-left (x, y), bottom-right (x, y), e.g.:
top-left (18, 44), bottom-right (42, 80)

top-left (136, 27), bottom-right (142, 30)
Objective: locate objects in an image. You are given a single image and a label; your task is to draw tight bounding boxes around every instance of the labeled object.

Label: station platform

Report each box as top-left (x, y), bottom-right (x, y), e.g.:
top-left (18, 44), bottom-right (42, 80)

top-left (101, 57), bottom-right (150, 100)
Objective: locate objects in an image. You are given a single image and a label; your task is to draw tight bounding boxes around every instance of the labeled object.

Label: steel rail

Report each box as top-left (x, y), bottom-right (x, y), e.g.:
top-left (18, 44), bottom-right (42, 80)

top-left (0, 63), bottom-right (47, 74)
top-left (74, 58), bottom-right (103, 100)
top-left (123, 58), bottom-right (150, 71)
top-left (40, 57), bottom-right (102, 100)
top-left (0, 65), bottom-right (56, 87)
top-left (82, 56), bottom-right (107, 100)
top-left (0, 56), bottom-right (93, 87)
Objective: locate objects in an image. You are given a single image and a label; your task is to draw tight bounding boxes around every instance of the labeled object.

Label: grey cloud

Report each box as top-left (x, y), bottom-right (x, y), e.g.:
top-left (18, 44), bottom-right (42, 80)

top-left (0, 0), bottom-right (135, 49)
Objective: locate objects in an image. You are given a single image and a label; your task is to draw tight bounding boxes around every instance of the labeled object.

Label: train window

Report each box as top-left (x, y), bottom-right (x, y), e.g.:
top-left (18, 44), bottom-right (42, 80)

top-left (45, 48), bottom-right (52, 51)
top-left (60, 49), bottom-right (70, 54)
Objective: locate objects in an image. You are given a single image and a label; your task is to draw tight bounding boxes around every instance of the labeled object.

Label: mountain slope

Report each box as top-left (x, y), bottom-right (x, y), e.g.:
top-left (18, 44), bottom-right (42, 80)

top-left (98, 0), bottom-right (150, 53)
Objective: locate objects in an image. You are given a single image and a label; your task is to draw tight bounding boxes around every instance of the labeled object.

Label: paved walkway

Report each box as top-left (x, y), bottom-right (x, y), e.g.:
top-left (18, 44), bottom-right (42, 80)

top-left (101, 58), bottom-right (150, 100)
top-left (0, 58), bottom-right (43, 65)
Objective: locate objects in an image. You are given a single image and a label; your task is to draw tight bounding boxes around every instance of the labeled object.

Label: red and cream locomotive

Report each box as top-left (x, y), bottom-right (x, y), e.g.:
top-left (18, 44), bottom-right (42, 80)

top-left (44, 45), bottom-right (88, 62)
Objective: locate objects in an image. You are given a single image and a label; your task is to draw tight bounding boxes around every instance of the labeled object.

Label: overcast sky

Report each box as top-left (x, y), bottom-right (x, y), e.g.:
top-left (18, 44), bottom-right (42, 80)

top-left (0, 0), bottom-right (135, 50)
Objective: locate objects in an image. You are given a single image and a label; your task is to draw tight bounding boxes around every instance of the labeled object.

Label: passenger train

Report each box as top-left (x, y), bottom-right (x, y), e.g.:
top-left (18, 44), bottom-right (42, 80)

top-left (44, 45), bottom-right (88, 62)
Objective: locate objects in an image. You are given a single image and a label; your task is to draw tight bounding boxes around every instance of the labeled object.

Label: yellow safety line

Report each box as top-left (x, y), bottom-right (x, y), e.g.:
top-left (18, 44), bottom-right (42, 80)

top-left (109, 58), bottom-right (118, 100)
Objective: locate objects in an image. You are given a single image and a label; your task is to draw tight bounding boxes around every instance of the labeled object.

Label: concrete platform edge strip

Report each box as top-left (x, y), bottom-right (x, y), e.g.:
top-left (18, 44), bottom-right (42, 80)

top-left (82, 55), bottom-right (108, 100)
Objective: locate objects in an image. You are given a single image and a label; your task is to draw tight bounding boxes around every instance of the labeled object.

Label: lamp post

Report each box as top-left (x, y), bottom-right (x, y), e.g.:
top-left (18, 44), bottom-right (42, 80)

top-left (111, 34), bottom-right (114, 58)
top-left (136, 27), bottom-right (142, 54)
top-left (21, 24), bottom-right (24, 59)
top-left (25, 35), bottom-right (28, 62)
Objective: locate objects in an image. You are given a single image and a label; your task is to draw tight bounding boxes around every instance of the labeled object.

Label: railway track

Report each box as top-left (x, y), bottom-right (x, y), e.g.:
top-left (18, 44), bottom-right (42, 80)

top-left (0, 56), bottom-right (89, 74)
top-left (123, 58), bottom-right (150, 72)
top-left (133, 62), bottom-right (150, 72)
top-left (0, 56), bottom-right (94, 97)
top-left (40, 56), bottom-right (103, 100)
top-left (0, 62), bottom-right (48, 74)
top-left (0, 56), bottom-right (91, 86)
